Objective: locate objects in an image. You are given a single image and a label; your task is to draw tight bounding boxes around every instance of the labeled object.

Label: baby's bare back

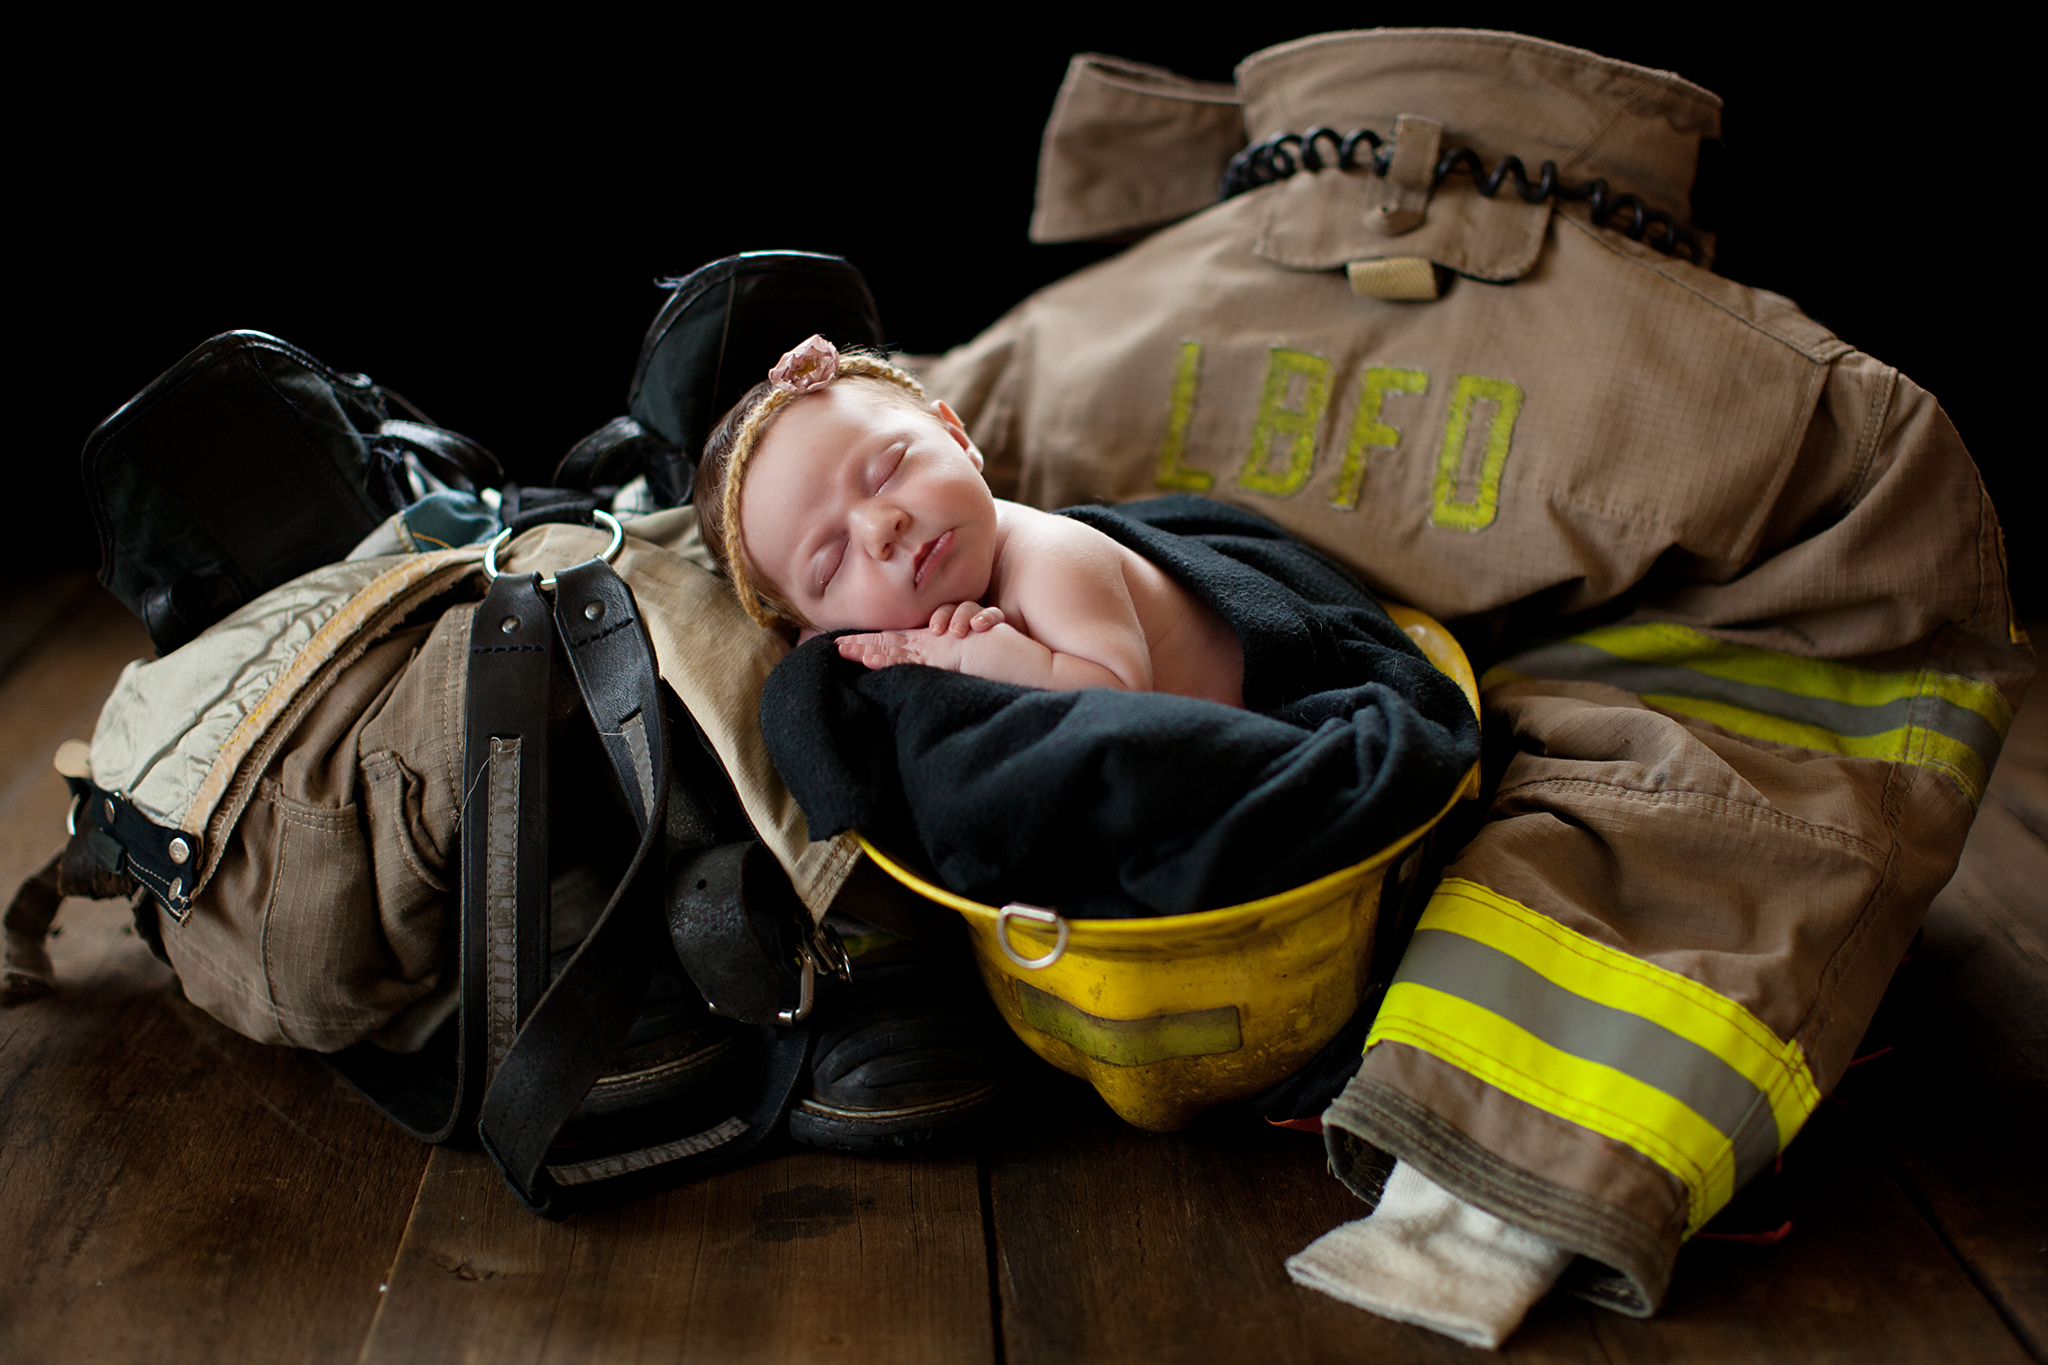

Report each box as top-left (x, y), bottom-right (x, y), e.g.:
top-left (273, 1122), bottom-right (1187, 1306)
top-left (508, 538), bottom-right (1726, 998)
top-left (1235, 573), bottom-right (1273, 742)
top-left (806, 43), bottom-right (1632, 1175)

top-left (1114, 544), bottom-right (1244, 706)
top-left (990, 504), bottom-right (1244, 707)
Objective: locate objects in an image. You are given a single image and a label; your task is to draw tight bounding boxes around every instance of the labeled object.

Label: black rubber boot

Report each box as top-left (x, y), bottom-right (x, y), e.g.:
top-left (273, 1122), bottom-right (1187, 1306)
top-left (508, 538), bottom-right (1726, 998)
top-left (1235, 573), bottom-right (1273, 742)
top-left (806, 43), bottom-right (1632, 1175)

top-left (788, 932), bottom-right (1011, 1152)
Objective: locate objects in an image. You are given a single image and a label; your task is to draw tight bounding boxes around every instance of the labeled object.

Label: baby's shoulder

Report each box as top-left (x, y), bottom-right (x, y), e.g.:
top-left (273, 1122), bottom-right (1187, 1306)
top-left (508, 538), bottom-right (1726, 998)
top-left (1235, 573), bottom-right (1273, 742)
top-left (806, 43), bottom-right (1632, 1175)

top-left (990, 503), bottom-right (1130, 610)
top-left (996, 501), bottom-right (1119, 559)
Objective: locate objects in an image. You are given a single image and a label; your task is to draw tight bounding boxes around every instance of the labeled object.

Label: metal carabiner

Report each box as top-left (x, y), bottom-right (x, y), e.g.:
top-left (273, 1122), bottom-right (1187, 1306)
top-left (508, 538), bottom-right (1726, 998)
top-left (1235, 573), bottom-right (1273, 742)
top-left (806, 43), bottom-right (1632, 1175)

top-left (776, 921), bottom-right (852, 1026)
top-left (482, 508), bottom-right (625, 590)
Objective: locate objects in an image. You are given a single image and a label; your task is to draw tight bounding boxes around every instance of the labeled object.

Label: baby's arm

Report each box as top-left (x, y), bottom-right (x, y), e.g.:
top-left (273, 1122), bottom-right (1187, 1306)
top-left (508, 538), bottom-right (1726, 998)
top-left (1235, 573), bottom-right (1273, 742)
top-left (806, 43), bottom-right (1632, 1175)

top-left (839, 608), bottom-right (1130, 690)
top-left (837, 603), bottom-right (1008, 671)
top-left (838, 518), bottom-right (1153, 691)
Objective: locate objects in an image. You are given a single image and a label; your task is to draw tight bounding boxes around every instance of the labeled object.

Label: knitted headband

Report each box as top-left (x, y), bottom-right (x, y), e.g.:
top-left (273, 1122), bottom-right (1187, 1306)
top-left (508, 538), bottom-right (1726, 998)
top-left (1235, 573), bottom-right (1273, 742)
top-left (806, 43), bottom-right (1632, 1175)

top-left (719, 335), bottom-right (925, 629)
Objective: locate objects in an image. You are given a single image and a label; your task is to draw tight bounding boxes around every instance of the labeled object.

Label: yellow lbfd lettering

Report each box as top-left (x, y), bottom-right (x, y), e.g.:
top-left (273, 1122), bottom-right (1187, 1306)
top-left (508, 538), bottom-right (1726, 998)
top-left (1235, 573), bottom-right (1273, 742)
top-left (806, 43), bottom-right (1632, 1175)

top-left (1431, 375), bottom-right (1524, 531)
top-left (1330, 367), bottom-right (1428, 511)
top-left (1153, 342), bottom-right (1214, 492)
top-left (1236, 348), bottom-right (1331, 498)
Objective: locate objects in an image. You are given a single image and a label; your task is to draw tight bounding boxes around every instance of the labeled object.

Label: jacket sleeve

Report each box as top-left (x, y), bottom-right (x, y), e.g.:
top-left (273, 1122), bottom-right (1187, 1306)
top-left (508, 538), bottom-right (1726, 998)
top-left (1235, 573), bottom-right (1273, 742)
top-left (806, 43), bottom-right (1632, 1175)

top-left (1326, 350), bottom-right (2033, 1317)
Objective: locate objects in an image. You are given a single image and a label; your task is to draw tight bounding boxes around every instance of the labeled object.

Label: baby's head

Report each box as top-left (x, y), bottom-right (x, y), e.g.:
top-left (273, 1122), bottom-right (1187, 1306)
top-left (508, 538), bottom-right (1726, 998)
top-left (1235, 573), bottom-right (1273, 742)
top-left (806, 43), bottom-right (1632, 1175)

top-left (698, 336), bottom-right (997, 634)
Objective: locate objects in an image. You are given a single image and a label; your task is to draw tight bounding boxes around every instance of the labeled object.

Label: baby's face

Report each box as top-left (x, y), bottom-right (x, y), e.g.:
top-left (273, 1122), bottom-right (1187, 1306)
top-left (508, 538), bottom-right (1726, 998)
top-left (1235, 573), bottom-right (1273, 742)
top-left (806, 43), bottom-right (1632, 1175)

top-left (739, 383), bottom-right (997, 632)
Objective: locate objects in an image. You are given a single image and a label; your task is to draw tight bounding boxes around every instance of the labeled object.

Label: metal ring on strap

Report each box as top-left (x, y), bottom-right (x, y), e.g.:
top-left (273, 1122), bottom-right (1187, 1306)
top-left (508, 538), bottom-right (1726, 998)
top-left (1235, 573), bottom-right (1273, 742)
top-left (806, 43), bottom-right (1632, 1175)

top-left (776, 922), bottom-right (853, 1026)
top-left (996, 903), bottom-right (1069, 970)
top-left (482, 508), bottom-right (625, 590)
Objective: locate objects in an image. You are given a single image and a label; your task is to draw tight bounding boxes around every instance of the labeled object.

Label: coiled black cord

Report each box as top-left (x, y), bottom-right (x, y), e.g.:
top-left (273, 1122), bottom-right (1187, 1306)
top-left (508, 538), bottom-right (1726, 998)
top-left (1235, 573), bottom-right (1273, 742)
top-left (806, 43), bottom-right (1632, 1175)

top-left (1217, 126), bottom-right (1704, 263)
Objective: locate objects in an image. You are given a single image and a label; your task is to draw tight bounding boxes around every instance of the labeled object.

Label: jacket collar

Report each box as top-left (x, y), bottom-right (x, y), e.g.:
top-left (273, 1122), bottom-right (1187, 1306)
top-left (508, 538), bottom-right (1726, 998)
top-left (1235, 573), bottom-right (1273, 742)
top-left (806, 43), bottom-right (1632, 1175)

top-left (1237, 29), bottom-right (1722, 223)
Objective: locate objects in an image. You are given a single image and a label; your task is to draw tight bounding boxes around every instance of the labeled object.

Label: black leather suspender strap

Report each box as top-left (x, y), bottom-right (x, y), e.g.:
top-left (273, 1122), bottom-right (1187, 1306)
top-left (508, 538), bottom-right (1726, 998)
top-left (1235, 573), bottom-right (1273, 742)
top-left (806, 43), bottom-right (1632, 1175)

top-left (476, 559), bottom-right (819, 1218)
top-left (323, 570), bottom-right (556, 1144)
top-left (469, 572), bottom-right (557, 1095)
top-left (330, 549), bottom-right (823, 1216)
top-left (476, 560), bottom-right (673, 1216)
top-left (457, 571), bottom-right (558, 1138)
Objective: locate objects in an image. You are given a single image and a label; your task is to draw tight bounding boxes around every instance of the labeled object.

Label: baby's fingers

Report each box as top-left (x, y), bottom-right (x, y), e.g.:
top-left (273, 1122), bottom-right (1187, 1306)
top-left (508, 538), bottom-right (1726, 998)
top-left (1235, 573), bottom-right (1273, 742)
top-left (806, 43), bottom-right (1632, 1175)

top-left (968, 606), bottom-right (1006, 632)
top-left (942, 601), bottom-right (986, 637)
top-left (837, 633), bottom-right (919, 669)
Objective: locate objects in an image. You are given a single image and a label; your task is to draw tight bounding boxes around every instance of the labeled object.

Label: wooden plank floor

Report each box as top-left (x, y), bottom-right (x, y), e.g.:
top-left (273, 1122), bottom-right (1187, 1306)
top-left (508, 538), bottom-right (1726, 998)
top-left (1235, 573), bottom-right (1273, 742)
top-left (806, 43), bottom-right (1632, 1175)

top-left (3, 581), bottom-right (2042, 1364)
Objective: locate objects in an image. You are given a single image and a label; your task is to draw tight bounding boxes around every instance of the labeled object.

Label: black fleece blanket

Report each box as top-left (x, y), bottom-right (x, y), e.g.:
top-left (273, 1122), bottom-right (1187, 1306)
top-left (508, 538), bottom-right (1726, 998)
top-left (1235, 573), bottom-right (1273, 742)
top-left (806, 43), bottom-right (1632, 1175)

top-left (760, 497), bottom-right (1479, 918)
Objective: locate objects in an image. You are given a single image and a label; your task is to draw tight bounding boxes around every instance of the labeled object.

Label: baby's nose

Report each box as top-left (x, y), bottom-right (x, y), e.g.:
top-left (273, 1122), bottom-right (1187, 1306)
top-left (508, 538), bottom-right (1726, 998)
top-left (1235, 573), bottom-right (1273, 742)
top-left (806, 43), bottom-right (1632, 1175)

top-left (851, 500), bottom-right (908, 557)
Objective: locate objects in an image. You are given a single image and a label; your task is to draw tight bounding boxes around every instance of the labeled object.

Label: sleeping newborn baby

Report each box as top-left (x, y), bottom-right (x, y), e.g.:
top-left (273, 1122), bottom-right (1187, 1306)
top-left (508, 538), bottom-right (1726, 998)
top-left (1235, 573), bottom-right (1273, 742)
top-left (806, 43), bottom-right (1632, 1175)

top-left (694, 335), bottom-right (1243, 707)
top-left (708, 334), bottom-right (1478, 919)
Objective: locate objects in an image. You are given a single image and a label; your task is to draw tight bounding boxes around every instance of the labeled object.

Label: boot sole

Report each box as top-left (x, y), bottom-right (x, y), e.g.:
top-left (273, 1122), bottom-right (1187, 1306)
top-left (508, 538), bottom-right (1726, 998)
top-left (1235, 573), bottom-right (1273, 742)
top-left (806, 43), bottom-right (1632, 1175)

top-left (787, 1081), bottom-right (1005, 1152)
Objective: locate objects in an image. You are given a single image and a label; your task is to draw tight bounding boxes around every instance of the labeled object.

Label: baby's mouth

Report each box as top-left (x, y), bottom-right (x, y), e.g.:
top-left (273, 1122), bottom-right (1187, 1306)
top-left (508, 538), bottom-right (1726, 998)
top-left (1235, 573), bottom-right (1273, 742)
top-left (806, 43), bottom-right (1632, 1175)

top-left (913, 530), bottom-right (953, 587)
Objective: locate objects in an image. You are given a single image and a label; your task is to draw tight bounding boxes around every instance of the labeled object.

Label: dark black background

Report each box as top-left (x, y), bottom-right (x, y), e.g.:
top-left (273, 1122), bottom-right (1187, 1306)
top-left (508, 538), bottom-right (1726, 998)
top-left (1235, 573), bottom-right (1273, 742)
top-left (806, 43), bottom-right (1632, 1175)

top-left (27, 16), bottom-right (2034, 608)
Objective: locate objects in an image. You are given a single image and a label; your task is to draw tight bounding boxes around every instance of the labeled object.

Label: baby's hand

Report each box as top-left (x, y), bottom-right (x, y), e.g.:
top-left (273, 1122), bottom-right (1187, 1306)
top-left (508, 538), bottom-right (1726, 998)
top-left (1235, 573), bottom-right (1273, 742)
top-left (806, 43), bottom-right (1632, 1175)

top-left (837, 625), bottom-right (968, 672)
top-left (930, 602), bottom-right (1005, 637)
top-left (839, 604), bottom-right (1013, 674)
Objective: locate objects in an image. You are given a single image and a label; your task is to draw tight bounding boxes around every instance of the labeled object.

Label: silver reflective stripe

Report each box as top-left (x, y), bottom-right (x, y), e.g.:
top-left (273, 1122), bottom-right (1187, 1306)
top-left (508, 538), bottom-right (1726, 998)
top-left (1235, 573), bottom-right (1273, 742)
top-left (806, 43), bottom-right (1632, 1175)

top-left (546, 1116), bottom-right (749, 1186)
top-left (1015, 981), bottom-right (1242, 1067)
top-left (1504, 641), bottom-right (2004, 763)
top-left (1394, 928), bottom-right (1780, 1187)
top-left (485, 737), bottom-right (522, 1080)
top-left (619, 708), bottom-right (655, 828)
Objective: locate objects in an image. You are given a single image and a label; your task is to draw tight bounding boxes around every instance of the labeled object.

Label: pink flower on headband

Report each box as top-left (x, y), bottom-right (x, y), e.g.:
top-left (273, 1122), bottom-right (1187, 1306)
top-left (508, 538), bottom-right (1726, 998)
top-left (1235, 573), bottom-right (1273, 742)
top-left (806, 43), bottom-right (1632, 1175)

top-left (769, 335), bottom-right (840, 392)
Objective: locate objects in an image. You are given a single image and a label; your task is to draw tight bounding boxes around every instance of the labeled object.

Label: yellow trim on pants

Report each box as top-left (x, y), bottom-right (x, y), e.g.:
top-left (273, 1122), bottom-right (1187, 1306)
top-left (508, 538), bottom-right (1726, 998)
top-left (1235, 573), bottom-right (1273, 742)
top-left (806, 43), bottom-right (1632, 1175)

top-left (1368, 879), bottom-right (1821, 1235)
top-left (1483, 621), bottom-right (2011, 804)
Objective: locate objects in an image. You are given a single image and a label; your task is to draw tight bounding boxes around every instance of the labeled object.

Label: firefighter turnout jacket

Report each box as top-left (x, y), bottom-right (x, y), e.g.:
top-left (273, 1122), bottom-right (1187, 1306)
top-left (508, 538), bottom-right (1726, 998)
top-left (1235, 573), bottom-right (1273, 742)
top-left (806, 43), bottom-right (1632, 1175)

top-left (922, 28), bottom-right (2032, 1316)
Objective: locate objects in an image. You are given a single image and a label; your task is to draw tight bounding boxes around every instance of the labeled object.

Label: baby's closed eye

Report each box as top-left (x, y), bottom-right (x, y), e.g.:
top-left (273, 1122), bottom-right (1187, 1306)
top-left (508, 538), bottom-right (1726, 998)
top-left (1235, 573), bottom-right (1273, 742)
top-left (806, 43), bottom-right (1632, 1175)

top-left (868, 443), bottom-right (906, 493)
top-left (815, 538), bottom-right (847, 593)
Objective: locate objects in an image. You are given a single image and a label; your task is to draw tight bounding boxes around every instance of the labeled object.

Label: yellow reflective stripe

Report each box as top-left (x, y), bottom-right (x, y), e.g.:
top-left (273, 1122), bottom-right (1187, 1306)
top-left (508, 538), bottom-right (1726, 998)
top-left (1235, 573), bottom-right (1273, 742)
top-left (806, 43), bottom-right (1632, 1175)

top-left (1371, 982), bottom-right (1733, 1232)
top-left (1573, 622), bottom-right (2012, 735)
top-left (1482, 621), bottom-right (2010, 804)
top-left (1420, 880), bottom-right (1820, 1145)
top-left (1906, 727), bottom-right (1991, 800)
top-left (1368, 880), bottom-right (1823, 1233)
top-left (1637, 693), bottom-right (1990, 803)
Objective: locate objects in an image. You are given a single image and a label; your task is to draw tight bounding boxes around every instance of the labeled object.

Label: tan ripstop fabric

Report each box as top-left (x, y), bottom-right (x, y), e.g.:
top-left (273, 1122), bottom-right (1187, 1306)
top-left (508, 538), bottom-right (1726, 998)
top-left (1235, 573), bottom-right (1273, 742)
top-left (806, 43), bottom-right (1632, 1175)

top-left (116, 514), bottom-right (852, 1052)
top-left (1234, 30), bottom-right (1721, 221)
top-left (90, 548), bottom-right (487, 897)
top-left (924, 26), bottom-right (2032, 1316)
top-left (162, 612), bottom-right (467, 1050)
top-left (1030, 53), bottom-right (1245, 244)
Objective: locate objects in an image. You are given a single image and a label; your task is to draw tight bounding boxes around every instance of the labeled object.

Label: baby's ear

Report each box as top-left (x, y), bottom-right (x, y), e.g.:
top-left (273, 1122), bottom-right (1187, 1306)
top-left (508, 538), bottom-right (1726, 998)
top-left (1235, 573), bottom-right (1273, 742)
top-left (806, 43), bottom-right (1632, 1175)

top-left (933, 399), bottom-right (984, 472)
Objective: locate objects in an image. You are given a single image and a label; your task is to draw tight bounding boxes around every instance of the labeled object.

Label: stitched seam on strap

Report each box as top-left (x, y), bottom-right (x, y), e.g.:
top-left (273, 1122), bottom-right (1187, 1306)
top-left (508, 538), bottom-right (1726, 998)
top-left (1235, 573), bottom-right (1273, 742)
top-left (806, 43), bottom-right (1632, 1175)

top-left (484, 738), bottom-right (521, 1080)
